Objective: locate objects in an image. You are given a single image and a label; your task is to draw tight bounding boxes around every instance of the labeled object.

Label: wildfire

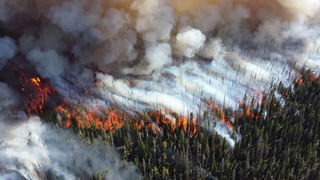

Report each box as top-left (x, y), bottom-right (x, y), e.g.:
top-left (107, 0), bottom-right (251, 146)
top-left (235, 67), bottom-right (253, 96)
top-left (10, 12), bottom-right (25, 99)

top-left (55, 102), bottom-right (202, 139)
top-left (204, 99), bottom-right (234, 130)
top-left (148, 123), bottom-right (158, 134)
top-left (237, 96), bottom-right (261, 121)
top-left (20, 73), bottom-right (204, 139)
top-left (19, 73), bottom-right (56, 114)
top-left (189, 118), bottom-right (197, 138)
top-left (246, 108), bottom-right (251, 117)
top-left (56, 105), bottom-right (72, 127)
top-left (56, 104), bottom-right (126, 132)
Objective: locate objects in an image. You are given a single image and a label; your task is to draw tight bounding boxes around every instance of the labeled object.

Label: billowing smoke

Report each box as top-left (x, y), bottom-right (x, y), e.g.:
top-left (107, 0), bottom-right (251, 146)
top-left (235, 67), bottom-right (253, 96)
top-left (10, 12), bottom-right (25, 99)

top-left (0, 82), bottom-right (139, 179)
top-left (0, 117), bottom-right (139, 180)
top-left (1, 0), bottom-right (320, 177)
top-left (0, 117), bottom-right (140, 180)
top-left (175, 27), bottom-right (206, 58)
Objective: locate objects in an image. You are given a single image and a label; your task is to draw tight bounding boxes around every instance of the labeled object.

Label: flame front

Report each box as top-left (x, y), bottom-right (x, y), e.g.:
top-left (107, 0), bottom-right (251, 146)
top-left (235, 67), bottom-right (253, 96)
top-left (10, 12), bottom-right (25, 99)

top-left (204, 99), bottom-right (234, 130)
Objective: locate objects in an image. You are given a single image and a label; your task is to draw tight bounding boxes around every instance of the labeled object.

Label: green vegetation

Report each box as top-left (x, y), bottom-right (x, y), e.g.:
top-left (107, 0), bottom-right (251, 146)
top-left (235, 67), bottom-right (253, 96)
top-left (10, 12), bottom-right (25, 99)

top-left (55, 69), bottom-right (320, 179)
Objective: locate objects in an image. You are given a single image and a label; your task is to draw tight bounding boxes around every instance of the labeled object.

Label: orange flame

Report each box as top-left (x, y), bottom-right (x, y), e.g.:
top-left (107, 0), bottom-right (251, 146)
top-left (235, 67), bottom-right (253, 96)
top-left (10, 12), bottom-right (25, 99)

top-left (56, 105), bottom-right (72, 127)
top-left (66, 119), bottom-right (71, 128)
top-left (148, 123), bottom-right (158, 135)
top-left (30, 77), bottom-right (41, 87)
top-left (55, 103), bottom-right (200, 137)
top-left (226, 120), bottom-right (234, 130)
top-left (189, 118), bottom-right (197, 137)
top-left (204, 99), bottom-right (234, 130)
top-left (246, 108), bottom-right (251, 117)
top-left (182, 117), bottom-right (188, 132)
top-left (21, 74), bottom-right (202, 138)
top-left (20, 73), bottom-right (55, 115)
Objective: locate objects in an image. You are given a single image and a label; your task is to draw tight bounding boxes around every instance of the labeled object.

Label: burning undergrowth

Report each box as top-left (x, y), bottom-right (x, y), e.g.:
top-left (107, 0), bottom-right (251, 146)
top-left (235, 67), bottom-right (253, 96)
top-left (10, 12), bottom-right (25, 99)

top-left (15, 70), bottom-right (222, 141)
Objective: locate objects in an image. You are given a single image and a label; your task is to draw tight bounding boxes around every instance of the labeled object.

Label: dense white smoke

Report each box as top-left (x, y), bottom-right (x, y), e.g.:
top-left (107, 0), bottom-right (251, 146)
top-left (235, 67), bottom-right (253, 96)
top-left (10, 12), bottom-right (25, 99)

top-left (1, 0), bottom-right (320, 176)
top-left (0, 116), bottom-right (140, 180)
top-left (144, 43), bottom-right (173, 74)
top-left (0, 83), bottom-right (139, 179)
top-left (131, 0), bottom-right (175, 43)
top-left (175, 27), bottom-right (206, 58)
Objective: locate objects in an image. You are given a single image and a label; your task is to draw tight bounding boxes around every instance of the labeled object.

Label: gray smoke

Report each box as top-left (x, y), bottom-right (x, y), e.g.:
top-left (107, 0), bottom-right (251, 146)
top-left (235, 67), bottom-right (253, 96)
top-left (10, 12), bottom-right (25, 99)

top-left (26, 48), bottom-right (68, 79)
top-left (0, 37), bottom-right (17, 70)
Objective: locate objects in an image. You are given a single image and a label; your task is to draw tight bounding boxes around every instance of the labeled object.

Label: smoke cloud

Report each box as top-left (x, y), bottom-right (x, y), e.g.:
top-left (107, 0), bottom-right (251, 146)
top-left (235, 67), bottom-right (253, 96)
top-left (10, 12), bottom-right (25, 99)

top-left (1, 0), bottom-right (320, 176)
top-left (175, 27), bottom-right (206, 58)
top-left (131, 0), bottom-right (175, 43)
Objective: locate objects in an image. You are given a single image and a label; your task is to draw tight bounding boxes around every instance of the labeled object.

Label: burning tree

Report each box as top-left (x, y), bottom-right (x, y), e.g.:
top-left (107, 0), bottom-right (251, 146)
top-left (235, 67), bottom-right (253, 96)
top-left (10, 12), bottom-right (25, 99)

top-left (13, 68), bottom-right (320, 180)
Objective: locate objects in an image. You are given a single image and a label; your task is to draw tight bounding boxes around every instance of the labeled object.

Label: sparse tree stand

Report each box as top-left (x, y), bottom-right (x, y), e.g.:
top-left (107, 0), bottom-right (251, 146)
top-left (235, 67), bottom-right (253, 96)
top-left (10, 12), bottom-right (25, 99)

top-left (58, 69), bottom-right (320, 180)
